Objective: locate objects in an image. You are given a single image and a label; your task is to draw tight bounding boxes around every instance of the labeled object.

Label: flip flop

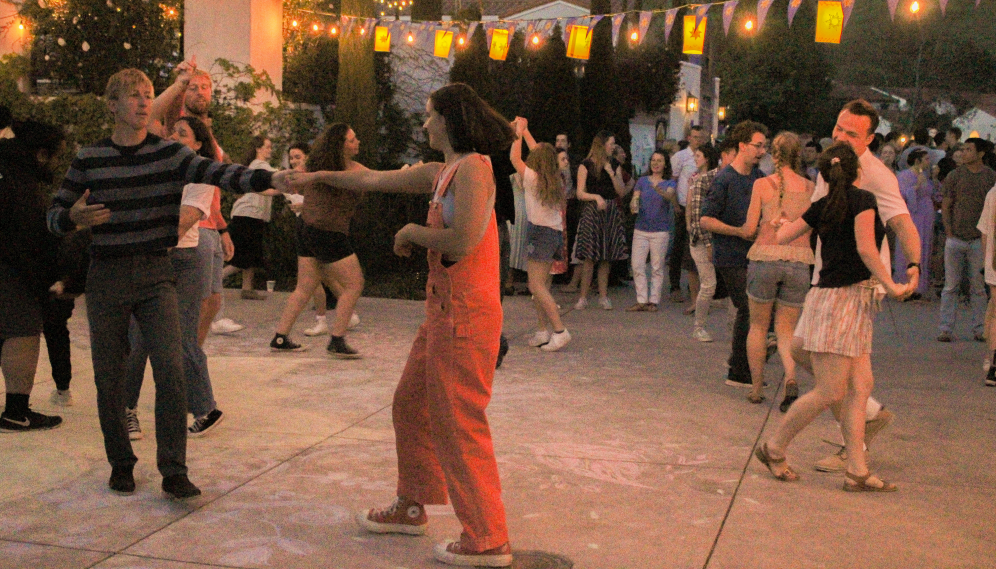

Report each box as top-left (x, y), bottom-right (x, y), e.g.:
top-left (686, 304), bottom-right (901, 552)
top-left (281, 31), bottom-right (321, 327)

top-left (754, 443), bottom-right (800, 482)
top-left (843, 471), bottom-right (897, 493)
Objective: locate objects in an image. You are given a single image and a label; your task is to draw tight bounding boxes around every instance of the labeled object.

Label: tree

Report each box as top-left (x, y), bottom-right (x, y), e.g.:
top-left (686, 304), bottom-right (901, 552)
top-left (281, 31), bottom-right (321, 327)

top-left (578, 11), bottom-right (629, 151)
top-left (528, 28), bottom-right (581, 145)
top-left (714, 0), bottom-right (839, 135)
top-left (335, 0), bottom-right (378, 164)
top-left (283, 37), bottom-right (339, 111)
top-left (17, 0), bottom-right (183, 94)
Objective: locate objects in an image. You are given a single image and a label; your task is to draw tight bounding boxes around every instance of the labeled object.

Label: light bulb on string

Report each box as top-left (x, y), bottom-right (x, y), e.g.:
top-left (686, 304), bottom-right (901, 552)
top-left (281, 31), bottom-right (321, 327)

top-left (291, 19), bottom-right (299, 28)
top-left (910, 1), bottom-right (920, 13)
top-left (531, 34), bottom-right (540, 46)
top-left (330, 26), bottom-right (338, 35)
top-left (630, 30), bottom-right (639, 42)
top-left (744, 19), bottom-right (754, 31)
top-left (312, 23), bottom-right (320, 32)
top-left (457, 35), bottom-right (466, 46)
top-left (407, 32), bottom-right (414, 42)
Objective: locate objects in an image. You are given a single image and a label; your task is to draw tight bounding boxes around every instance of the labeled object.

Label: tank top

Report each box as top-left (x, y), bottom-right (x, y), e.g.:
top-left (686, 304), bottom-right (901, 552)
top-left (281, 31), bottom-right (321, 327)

top-left (582, 158), bottom-right (617, 201)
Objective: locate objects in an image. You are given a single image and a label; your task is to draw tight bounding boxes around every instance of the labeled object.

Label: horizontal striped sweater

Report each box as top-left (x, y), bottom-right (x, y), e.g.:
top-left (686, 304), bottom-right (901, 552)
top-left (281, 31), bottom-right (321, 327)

top-left (48, 133), bottom-right (273, 257)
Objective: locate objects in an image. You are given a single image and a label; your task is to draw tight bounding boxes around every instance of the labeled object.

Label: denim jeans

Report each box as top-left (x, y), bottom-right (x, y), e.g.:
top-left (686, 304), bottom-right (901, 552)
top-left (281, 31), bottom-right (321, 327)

top-left (690, 243), bottom-right (717, 329)
top-left (717, 266), bottom-right (750, 381)
top-left (85, 253), bottom-right (187, 477)
top-left (939, 237), bottom-right (986, 336)
top-left (125, 247), bottom-right (215, 418)
top-left (631, 229), bottom-right (671, 305)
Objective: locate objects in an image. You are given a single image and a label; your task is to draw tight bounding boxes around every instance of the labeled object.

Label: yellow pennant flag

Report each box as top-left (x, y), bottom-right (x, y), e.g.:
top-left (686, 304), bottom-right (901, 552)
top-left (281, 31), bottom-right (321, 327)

top-left (682, 15), bottom-right (706, 55)
top-left (489, 28), bottom-right (510, 60)
top-left (374, 26), bottom-right (391, 52)
top-left (434, 30), bottom-right (454, 58)
top-left (815, 1), bottom-right (844, 44)
top-left (566, 24), bottom-right (591, 60)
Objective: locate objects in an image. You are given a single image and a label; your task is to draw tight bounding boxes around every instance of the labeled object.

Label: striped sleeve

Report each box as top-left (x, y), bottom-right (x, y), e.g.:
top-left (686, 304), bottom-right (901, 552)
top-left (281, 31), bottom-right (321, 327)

top-left (178, 149), bottom-right (274, 195)
top-left (48, 155), bottom-right (89, 235)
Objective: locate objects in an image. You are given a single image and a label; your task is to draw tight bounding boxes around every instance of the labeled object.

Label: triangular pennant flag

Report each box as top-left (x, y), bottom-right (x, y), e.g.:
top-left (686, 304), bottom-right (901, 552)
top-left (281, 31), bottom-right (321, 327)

top-left (638, 11), bottom-right (653, 44)
top-left (887, 0), bottom-right (899, 19)
top-left (787, 0), bottom-right (803, 26)
top-left (611, 13), bottom-right (626, 46)
top-left (939, 0), bottom-right (948, 14)
top-left (723, 1), bottom-right (739, 35)
top-left (506, 23), bottom-right (517, 44)
top-left (664, 9), bottom-right (679, 42)
top-left (757, 0), bottom-right (774, 30)
top-left (841, 0), bottom-right (855, 28)
top-left (524, 21), bottom-right (536, 47)
top-left (587, 14), bottom-right (604, 38)
top-left (362, 18), bottom-right (377, 38)
top-left (538, 19), bottom-right (555, 38)
top-left (484, 21), bottom-right (496, 48)
top-left (695, 4), bottom-right (711, 29)
top-left (562, 17), bottom-right (579, 43)
top-left (467, 21), bottom-right (479, 42)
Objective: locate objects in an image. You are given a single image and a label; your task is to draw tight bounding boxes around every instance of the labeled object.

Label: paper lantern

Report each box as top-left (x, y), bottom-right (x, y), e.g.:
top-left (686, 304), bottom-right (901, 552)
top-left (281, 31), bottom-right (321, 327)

top-left (374, 26), bottom-right (391, 52)
top-left (434, 30), bottom-right (454, 58)
top-left (686, 96), bottom-right (699, 113)
top-left (682, 15), bottom-right (706, 55)
top-left (566, 25), bottom-right (591, 60)
top-left (489, 28), bottom-right (510, 61)
top-left (815, 1), bottom-right (844, 44)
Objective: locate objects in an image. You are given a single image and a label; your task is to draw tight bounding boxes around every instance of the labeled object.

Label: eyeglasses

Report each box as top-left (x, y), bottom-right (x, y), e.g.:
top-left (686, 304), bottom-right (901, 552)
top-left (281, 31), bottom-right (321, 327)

top-left (748, 142), bottom-right (768, 150)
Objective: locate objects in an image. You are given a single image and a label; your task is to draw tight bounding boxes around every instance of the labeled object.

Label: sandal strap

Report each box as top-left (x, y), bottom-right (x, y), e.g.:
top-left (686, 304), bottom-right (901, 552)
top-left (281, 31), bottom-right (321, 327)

top-left (763, 443), bottom-right (786, 464)
top-left (845, 471), bottom-right (870, 484)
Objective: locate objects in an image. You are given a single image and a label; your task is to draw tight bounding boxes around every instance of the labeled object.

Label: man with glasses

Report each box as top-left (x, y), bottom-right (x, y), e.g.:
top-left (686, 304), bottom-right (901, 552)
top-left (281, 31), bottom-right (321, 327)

top-left (701, 121), bottom-right (770, 388)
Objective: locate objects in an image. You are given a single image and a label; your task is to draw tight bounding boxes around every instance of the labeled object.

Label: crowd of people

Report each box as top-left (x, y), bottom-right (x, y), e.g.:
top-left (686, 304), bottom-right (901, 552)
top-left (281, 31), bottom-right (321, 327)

top-left (2, 54), bottom-right (996, 565)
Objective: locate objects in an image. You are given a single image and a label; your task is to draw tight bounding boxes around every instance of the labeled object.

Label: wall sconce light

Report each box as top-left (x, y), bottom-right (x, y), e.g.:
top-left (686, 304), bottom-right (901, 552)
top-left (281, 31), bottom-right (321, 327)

top-left (686, 96), bottom-right (699, 113)
top-left (717, 106), bottom-right (727, 121)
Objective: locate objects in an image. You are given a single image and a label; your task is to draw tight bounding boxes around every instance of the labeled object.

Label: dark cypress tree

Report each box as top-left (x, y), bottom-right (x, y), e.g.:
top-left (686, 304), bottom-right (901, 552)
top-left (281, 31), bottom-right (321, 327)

top-left (528, 28), bottom-right (582, 145)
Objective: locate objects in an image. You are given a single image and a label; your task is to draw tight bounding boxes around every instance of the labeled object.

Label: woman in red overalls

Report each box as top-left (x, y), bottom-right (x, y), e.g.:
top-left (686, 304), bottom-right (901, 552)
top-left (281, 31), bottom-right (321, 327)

top-left (289, 83), bottom-right (516, 567)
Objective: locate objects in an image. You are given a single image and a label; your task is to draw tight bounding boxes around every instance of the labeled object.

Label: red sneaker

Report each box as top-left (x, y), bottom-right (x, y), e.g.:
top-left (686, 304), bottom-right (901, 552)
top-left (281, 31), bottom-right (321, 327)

top-left (355, 496), bottom-right (427, 535)
top-left (433, 540), bottom-right (513, 567)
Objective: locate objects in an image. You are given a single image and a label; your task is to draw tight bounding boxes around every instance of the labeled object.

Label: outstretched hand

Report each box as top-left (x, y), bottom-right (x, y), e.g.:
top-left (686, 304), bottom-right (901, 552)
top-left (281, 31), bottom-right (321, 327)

top-left (394, 224), bottom-right (417, 257)
top-left (284, 170), bottom-right (321, 191)
top-left (270, 169), bottom-right (292, 193)
top-left (69, 190), bottom-right (111, 228)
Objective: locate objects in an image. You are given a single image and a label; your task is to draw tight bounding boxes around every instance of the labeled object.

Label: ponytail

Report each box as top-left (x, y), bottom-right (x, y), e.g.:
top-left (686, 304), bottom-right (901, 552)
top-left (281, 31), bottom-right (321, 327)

top-left (816, 142), bottom-right (859, 234)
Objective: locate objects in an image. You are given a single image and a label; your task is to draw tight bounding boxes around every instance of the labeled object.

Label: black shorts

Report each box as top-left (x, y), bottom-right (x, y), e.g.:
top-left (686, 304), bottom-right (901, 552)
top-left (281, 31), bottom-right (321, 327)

top-left (228, 216), bottom-right (267, 269)
top-left (298, 223), bottom-right (355, 264)
top-left (0, 264), bottom-right (43, 339)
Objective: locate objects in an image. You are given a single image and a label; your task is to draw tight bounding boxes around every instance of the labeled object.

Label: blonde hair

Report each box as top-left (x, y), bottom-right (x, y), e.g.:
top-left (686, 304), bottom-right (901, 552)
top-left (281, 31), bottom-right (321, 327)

top-left (526, 142), bottom-right (563, 209)
top-left (105, 68), bottom-right (153, 101)
top-left (770, 132), bottom-right (801, 206)
top-left (586, 131), bottom-right (613, 177)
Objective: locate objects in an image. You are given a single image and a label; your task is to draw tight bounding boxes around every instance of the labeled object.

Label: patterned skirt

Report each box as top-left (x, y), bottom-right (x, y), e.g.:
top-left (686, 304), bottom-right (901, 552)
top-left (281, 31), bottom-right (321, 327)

top-left (794, 279), bottom-right (881, 357)
top-left (574, 200), bottom-right (629, 262)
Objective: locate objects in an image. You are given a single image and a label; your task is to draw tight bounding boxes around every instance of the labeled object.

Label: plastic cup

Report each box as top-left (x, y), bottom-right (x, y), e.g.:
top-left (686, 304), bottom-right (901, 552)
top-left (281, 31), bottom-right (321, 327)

top-left (266, 280), bottom-right (275, 293)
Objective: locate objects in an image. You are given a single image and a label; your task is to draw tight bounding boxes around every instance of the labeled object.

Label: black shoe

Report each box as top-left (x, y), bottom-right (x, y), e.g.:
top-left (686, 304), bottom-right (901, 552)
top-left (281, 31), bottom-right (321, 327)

top-left (0, 409), bottom-right (63, 433)
top-left (986, 367), bottom-right (996, 387)
top-left (162, 474), bottom-right (201, 500)
top-left (188, 409), bottom-right (224, 438)
top-left (779, 383), bottom-right (799, 413)
top-left (270, 334), bottom-right (306, 352)
top-left (495, 335), bottom-right (509, 369)
top-left (109, 465), bottom-right (135, 494)
top-left (326, 335), bottom-right (361, 359)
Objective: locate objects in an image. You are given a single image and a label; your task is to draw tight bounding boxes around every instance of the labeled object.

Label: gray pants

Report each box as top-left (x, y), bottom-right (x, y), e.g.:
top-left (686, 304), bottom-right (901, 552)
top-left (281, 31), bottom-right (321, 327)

top-left (85, 254), bottom-right (187, 477)
top-left (125, 247), bottom-right (215, 418)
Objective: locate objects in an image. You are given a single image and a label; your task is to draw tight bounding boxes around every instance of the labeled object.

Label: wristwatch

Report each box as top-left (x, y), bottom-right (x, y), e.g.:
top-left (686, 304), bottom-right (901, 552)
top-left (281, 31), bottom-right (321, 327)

top-left (907, 262), bottom-right (921, 271)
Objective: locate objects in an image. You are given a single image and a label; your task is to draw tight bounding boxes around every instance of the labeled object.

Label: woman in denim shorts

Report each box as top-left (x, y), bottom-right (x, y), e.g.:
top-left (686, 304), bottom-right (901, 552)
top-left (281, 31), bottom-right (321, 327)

top-left (739, 133), bottom-right (815, 406)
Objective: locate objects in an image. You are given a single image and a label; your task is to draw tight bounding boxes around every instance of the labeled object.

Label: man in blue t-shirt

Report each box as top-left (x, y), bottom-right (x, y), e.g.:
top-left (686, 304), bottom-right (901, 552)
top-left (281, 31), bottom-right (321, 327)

top-left (700, 121), bottom-right (769, 387)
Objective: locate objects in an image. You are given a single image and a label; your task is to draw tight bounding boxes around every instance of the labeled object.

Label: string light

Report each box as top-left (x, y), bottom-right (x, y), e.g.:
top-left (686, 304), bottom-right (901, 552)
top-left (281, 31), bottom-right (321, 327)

top-left (312, 23), bottom-right (320, 31)
top-left (910, 1), bottom-right (920, 13)
top-left (630, 30), bottom-right (639, 42)
top-left (291, 19), bottom-right (299, 27)
top-left (531, 34), bottom-right (540, 45)
top-left (457, 35), bottom-right (466, 47)
top-left (744, 19), bottom-right (754, 31)
top-left (330, 26), bottom-right (338, 35)
top-left (360, 26), bottom-right (366, 34)
top-left (407, 32), bottom-right (414, 43)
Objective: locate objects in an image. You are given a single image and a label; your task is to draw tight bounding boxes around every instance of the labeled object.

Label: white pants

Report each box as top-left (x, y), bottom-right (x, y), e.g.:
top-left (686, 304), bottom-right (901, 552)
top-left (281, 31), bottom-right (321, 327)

top-left (690, 242), bottom-right (717, 328)
top-left (631, 229), bottom-right (670, 305)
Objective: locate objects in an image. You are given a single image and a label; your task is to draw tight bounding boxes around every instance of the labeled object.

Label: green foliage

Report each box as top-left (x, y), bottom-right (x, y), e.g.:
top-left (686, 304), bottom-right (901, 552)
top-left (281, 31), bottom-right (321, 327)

top-left (527, 29), bottom-right (582, 145)
top-left (17, 0), bottom-right (183, 94)
top-left (714, 0), bottom-right (840, 135)
top-left (578, 18), bottom-right (631, 151)
top-left (283, 37), bottom-right (339, 110)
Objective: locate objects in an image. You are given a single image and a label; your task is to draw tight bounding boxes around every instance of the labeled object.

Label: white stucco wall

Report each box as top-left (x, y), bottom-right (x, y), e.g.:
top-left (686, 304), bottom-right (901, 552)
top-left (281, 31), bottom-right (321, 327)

top-left (184, 0), bottom-right (282, 91)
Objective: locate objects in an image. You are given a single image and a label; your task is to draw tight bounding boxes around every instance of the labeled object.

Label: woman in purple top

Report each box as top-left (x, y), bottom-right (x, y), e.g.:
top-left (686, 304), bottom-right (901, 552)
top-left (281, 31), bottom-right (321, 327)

top-left (892, 149), bottom-right (938, 298)
top-left (627, 150), bottom-right (677, 311)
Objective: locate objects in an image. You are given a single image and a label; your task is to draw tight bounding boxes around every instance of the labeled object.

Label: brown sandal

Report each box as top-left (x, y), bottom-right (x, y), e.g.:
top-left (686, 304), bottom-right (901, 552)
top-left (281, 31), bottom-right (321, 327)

top-left (843, 471), bottom-right (898, 493)
top-left (754, 443), bottom-right (800, 482)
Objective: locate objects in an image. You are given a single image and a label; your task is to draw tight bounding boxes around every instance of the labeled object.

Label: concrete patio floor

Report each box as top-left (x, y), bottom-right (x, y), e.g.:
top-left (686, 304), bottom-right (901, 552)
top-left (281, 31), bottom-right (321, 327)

top-left (1, 286), bottom-right (994, 569)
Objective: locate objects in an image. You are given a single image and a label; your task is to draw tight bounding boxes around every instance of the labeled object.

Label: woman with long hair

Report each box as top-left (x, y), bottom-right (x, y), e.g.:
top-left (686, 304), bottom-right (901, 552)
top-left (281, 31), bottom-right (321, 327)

top-left (224, 134), bottom-right (279, 299)
top-left (270, 124), bottom-right (366, 357)
top-left (739, 132), bottom-right (815, 408)
top-left (627, 150), bottom-right (677, 312)
top-left (687, 143), bottom-right (722, 341)
top-left (756, 142), bottom-right (912, 492)
top-left (511, 120), bottom-right (571, 352)
top-left (574, 131), bottom-right (627, 310)
top-left (288, 83), bottom-right (516, 567)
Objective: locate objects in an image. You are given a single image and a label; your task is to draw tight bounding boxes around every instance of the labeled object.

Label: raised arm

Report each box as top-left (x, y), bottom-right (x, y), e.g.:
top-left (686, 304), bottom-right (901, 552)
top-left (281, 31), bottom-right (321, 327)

top-left (394, 158), bottom-right (495, 259)
top-left (150, 58), bottom-right (197, 137)
top-left (510, 125), bottom-right (527, 177)
top-left (289, 162), bottom-right (443, 195)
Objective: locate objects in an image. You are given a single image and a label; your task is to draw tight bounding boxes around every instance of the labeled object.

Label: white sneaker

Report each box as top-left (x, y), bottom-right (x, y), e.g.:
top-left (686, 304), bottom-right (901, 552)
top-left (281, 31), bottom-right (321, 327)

top-left (348, 312), bottom-right (360, 329)
top-left (692, 327), bottom-right (714, 343)
top-left (598, 297), bottom-right (613, 310)
top-left (50, 389), bottom-right (74, 407)
top-left (211, 318), bottom-right (244, 335)
top-left (125, 407), bottom-right (143, 441)
top-left (528, 330), bottom-right (551, 347)
top-left (541, 329), bottom-right (572, 352)
top-left (303, 317), bottom-right (329, 336)
top-left (574, 297), bottom-right (588, 310)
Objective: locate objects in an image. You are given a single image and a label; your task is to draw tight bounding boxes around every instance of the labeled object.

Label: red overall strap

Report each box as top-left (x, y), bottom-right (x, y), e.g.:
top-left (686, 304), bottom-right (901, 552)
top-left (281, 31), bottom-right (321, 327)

top-left (432, 154), bottom-right (492, 203)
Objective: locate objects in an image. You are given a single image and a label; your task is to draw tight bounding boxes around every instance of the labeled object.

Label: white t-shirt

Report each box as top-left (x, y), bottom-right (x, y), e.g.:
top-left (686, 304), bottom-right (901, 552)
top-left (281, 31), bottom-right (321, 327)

top-left (177, 184), bottom-right (214, 248)
top-left (230, 159), bottom-right (276, 222)
top-left (522, 167), bottom-right (564, 230)
top-left (671, 147), bottom-right (697, 207)
top-left (976, 185), bottom-right (996, 285)
top-left (284, 192), bottom-right (304, 217)
top-left (811, 148), bottom-right (909, 285)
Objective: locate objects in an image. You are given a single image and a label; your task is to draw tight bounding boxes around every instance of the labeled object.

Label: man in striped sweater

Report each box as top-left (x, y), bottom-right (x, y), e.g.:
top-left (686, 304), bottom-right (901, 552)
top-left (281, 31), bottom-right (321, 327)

top-left (47, 68), bottom-right (289, 499)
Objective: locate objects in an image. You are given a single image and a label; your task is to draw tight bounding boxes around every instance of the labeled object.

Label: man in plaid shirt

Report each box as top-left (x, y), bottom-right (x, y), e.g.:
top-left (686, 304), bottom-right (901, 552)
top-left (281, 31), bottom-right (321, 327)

top-left (686, 139), bottom-right (738, 342)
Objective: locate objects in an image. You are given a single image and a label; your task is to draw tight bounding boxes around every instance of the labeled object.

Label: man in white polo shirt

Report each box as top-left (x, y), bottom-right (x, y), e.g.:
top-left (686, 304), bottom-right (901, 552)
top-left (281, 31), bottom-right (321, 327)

top-left (797, 99), bottom-right (921, 473)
